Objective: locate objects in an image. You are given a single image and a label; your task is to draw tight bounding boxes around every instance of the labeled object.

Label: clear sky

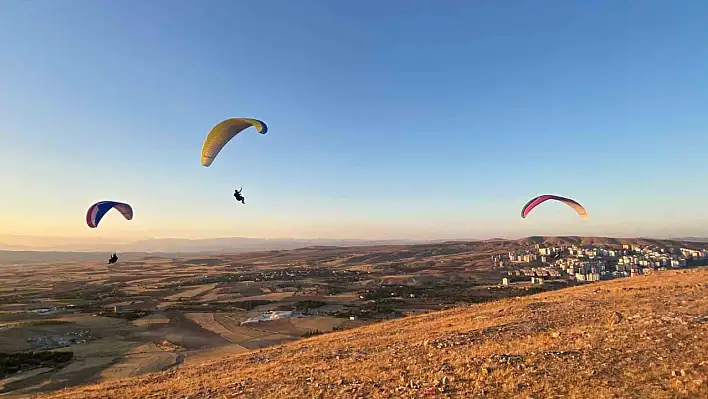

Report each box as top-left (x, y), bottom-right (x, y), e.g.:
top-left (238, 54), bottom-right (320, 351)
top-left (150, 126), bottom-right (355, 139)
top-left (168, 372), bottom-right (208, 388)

top-left (1, 0), bottom-right (708, 242)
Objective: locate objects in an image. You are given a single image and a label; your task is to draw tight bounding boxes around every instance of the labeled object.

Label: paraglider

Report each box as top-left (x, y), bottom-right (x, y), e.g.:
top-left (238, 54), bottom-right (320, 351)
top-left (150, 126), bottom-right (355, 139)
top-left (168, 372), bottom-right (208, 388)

top-left (521, 194), bottom-right (588, 220)
top-left (201, 118), bottom-right (268, 167)
top-left (86, 201), bottom-right (134, 228)
top-left (234, 187), bottom-right (245, 204)
top-left (108, 253), bottom-right (118, 264)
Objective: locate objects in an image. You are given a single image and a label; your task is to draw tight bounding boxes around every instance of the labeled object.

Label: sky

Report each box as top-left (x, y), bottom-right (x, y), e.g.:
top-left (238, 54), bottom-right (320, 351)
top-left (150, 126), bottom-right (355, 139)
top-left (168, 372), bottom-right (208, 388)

top-left (1, 0), bottom-right (708, 242)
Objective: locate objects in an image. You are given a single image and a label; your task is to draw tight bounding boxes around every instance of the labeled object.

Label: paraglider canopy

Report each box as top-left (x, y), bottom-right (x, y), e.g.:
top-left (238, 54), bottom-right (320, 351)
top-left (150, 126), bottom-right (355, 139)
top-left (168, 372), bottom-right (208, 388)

top-left (521, 194), bottom-right (588, 220)
top-left (86, 201), bottom-right (134, 228)
top-left (201, 118), bottom-right (268, 167)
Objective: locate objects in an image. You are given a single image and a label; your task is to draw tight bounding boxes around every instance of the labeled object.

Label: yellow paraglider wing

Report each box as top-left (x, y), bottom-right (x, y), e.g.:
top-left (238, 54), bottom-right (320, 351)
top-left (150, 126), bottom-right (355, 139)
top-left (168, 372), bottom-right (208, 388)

top-left (201, 118), bottom-right (268, 167)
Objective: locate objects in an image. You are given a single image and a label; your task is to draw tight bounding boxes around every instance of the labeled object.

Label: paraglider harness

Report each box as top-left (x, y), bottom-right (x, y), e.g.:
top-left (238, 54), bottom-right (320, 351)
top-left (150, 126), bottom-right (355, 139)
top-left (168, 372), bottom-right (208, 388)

top-left (234, 187), bottom-right (245, 204)
top-left (108, 253), bottom-right (118, 264)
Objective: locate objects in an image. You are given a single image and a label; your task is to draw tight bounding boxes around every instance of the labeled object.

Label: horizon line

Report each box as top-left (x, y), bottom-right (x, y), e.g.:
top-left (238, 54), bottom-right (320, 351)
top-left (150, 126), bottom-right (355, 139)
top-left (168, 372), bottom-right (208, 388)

top-left (1, 234), bottom-right (705, 255)
top-left (1, 233), bottom-right (704, 242)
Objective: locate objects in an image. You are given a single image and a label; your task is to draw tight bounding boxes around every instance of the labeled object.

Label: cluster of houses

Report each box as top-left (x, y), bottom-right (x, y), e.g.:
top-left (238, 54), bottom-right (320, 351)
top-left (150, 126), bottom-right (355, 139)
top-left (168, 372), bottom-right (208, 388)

top-left (27, 329), bottom-right (93, 350)
top-left (494, 242), bottom-right (708, 286)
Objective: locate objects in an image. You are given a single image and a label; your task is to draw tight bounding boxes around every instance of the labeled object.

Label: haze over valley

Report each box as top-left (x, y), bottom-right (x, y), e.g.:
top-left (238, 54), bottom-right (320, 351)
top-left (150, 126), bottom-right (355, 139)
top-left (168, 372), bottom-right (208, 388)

top-left (0, 234), bottom-right (434, 255)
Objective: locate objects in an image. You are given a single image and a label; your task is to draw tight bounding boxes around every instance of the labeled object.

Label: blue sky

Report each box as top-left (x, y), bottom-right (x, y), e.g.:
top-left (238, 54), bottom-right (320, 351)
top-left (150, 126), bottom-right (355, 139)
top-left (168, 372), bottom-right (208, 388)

top-left (1, 0), bottom-right (707, 241)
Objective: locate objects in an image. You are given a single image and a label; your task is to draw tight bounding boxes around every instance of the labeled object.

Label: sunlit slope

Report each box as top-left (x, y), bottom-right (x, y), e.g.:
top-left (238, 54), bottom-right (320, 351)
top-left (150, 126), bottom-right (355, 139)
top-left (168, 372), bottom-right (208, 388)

top-left (36, 268), bottom-right (708, 399)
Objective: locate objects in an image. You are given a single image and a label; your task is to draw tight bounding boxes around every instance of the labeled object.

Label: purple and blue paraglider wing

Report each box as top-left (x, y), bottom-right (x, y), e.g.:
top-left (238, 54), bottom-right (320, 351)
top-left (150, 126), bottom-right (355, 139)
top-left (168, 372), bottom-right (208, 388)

top-left (86, 201), bottom-right (133, 228)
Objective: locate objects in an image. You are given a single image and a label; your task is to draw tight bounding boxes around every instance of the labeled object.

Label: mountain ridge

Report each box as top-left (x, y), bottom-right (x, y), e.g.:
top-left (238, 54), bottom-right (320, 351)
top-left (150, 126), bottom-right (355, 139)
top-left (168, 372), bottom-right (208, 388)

top-left (1, 235), bottom-right (706, 265)
top-left (1, 234), bottom-right (705, 253)
top-left (0, 236), bottom-right (435, 253)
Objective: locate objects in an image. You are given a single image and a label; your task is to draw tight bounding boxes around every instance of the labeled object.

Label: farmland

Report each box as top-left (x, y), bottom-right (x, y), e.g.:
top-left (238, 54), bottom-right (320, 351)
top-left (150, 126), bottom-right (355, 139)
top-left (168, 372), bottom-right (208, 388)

top-left (0, 236), bottom-right (706, 396)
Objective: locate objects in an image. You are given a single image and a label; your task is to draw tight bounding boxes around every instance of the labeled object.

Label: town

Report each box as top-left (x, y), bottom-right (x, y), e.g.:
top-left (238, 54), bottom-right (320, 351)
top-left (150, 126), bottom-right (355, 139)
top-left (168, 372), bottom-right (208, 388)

top-left (494, 242), bottom-right (708, 286)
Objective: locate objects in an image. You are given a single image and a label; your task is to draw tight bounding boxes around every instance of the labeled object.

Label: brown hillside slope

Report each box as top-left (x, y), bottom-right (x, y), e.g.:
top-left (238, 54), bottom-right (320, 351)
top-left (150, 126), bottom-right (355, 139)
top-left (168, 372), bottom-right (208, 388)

top-left (36, 268), bottom-right (708, 399)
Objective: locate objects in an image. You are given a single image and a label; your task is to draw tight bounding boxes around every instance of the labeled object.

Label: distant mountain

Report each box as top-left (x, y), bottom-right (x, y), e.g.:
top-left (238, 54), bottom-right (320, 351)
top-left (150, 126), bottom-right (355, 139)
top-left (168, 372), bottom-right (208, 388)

top-left (4, 234), bottom-right (706, 254)
top-left (0, 235), bottom-right (131, 252)
top-left (0, 237), bottom-right (436, 264)
top-left (671, 237), bottom-right (708, 242)
top-left (117, 237), bottom-right (429, 253)
top-left (0, 235), bottom-right (432, 254)
top-left (2, 235), bottom-right (706, 265)
top-left (0, 251), bottom-right (158, 265)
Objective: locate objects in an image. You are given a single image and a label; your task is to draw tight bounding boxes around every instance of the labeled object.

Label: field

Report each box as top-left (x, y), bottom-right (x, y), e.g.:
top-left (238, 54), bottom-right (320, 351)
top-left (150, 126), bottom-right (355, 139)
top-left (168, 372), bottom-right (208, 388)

top-left (0, 236), bottom-right (706, 397)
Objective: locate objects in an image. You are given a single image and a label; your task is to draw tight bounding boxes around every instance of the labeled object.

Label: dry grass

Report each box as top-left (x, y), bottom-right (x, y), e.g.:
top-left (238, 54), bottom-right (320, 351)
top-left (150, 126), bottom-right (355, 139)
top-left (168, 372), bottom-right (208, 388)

top-left (98, 352), bottom-right (178, 380)
top-left (30, 267), bottom-right (708, 399)
top-left (66, 338), bottom-right (142, 358)
top-left (289, 316), bottom-right (345, 333)
top-left (185, 312), bottom-right (234, 336)
top-left (182, 344), bottom-right (251, 365)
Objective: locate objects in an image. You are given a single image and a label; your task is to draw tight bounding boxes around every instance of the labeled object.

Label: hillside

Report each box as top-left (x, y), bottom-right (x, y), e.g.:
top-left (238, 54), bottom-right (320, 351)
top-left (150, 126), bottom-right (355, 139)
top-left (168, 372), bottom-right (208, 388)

top-left (509, 235), bottom-right (702, 249)
top-left (33, 267), bottom-right (708, 399)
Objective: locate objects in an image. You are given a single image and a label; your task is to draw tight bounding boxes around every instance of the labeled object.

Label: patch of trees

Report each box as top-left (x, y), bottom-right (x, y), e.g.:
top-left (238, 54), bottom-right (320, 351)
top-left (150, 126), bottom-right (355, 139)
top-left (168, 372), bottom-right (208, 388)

top-left (164, 274), bottom-right (243, 288)
top-left (322, 285), bottom-right (346, 296)
top-left (321, 273), bottom-right (369, 284)
top-left (98, 310), bottom-right (152, 321)
top-left (330, 299), bottom-right (404, 320)
top-left (294, 300), bottom-right (327, 311)
top-left (0, 293), bottom-right (33, 306)
top-left (372, 262), bottom-right (430, 273)
top-left (360, 284), bottom-right (418, 300)
top-left (0, 351), bottom-right (73, 379)
top-left (232, 300), bottom-right (274, 310)
top-left (21, 320), bottom-right (75, 326)
top-left (361, 298), bottom-right (401, 313)
top-left (166, 268), bottom-right (344, 289)
top-left (301, 330), bottom-right (324, 338)
top-left (52, 285), bottom-right (124, 301)
top-left (275, 300), bottom-right (328, 312)
top-left (362, 279), bottom-right (484, 303)
top-left (274, 281), bottom-right (304, 290)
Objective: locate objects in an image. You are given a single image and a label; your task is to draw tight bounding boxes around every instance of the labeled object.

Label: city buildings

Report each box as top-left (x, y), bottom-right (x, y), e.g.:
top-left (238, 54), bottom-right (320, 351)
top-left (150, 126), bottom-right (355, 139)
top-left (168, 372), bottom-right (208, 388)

top-left (498, 243), bottom-right (707, 286)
